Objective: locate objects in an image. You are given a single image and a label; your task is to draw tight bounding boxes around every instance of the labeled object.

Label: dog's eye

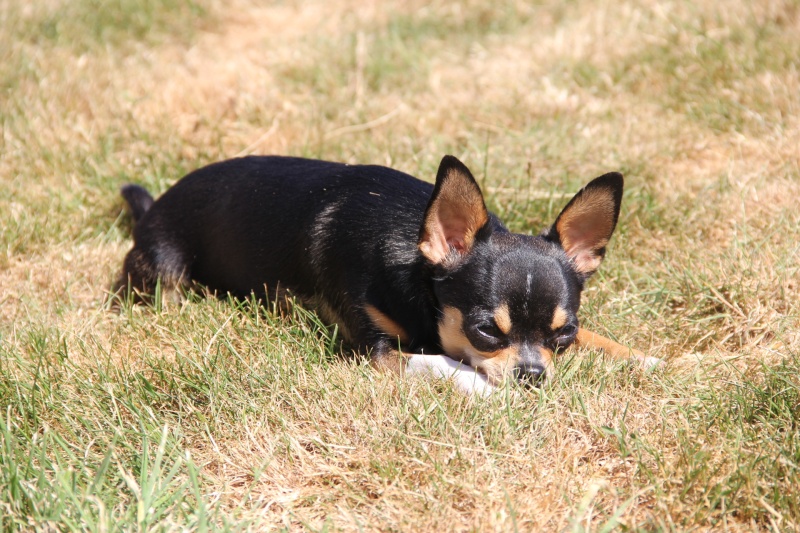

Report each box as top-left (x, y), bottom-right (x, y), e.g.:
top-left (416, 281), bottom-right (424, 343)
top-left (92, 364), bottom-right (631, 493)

top-left (476, 322), bottom-right (502, 340)
top-left (553, 324), bottom-right (578, 345)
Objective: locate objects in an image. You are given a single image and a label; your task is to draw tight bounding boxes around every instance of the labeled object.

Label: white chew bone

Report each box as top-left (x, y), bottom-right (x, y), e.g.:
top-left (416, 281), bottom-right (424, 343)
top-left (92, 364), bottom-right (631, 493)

top-left (405, 354), bottom-right (495, 396)
top-left (641, 356), bottom-right (664, 370)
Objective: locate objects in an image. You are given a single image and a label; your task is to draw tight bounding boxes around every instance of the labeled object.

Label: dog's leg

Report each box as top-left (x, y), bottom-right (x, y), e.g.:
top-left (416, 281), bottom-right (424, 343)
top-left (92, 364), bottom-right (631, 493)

top-left (111, 248), bottom-right (160, 306)
top-left (112, 244), bottom-right (189, 306)
top-left (575, 328), bottom-right (662, 369)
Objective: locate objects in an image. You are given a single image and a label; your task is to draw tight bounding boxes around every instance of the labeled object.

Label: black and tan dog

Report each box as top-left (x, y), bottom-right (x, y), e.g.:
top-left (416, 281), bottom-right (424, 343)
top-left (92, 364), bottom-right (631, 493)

top-left (115, 155), bottom-right (656, 394)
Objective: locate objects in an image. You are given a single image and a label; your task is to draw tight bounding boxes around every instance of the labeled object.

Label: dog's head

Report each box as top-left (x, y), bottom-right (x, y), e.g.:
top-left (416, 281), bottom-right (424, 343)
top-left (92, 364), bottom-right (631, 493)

top-left (419, 155), bottom-right (623, 385)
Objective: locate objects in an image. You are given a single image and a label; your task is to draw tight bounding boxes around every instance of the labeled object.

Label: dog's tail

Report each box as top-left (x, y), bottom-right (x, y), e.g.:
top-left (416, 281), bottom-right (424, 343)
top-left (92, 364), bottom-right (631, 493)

top-left (120, 184), bottom-right (154, 224)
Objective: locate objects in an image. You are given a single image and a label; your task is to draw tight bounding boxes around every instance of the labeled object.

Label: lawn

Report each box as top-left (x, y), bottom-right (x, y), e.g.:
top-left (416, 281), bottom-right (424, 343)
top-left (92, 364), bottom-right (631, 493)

top-left (1, 0), bottom-right (798, 530)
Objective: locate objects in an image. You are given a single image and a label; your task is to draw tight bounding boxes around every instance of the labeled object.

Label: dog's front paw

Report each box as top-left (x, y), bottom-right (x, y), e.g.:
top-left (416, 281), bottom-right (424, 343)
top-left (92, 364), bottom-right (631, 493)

top-left (406, 354), bottom-right (495, 396)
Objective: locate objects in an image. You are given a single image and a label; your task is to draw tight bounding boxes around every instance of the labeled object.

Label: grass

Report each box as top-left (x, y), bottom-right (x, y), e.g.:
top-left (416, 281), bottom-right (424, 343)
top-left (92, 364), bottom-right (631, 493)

top-left (1, 0), bottom-right (799, 530)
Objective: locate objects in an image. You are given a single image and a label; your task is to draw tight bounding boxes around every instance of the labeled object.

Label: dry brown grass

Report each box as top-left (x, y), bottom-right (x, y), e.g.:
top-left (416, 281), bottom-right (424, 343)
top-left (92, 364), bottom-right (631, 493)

top-left (1, 0), bottom-right (799, 530)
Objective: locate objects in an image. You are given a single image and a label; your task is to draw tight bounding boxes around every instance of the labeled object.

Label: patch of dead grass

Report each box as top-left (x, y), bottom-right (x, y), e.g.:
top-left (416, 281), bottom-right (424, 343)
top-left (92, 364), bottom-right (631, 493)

top-left (2, 0), bottom-right (799, 530)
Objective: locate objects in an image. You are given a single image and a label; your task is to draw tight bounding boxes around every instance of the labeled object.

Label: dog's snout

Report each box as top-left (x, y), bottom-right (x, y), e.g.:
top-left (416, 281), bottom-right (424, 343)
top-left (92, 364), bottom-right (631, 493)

top-left (513, 362), bottom-right (547, 386)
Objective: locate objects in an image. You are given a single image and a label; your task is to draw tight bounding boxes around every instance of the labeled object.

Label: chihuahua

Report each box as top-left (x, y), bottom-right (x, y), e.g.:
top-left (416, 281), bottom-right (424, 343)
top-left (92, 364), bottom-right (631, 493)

top-left (115, 155), bottom-right (655, 394)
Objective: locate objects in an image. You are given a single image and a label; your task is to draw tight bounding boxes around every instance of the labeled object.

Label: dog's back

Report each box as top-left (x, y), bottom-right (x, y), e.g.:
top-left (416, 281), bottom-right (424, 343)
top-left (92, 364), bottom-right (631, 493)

top-left (117, 156), bottom-right (445, 350)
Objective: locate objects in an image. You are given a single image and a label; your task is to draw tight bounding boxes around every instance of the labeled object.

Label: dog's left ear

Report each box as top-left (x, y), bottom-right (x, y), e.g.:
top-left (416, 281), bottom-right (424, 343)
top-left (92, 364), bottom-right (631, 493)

top-left (544, 172), bottom-right (623, 278)
top-left (419, 155), bottom-right (489, 264)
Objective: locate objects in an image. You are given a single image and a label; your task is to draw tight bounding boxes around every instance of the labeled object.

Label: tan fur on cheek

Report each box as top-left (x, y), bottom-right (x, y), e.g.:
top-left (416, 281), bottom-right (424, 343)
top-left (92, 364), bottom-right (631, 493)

top-left (474, 346), bottom-right (520, 384)
top-left (539, 346), bottom-right (554, 380)
top-left (438, 307), bottom-right (470, 359)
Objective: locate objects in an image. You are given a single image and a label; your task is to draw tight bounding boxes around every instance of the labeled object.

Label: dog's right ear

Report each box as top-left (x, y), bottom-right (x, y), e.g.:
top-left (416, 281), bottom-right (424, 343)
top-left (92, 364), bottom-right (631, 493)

top-left (418, 155), bottom-right (489, 265)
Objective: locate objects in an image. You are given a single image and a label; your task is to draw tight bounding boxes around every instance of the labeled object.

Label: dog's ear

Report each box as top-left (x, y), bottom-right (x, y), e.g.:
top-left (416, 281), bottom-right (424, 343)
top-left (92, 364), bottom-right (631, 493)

top-left (544, 173), bottom-right (623, 278)
top-left (419, 155), bottom-right (490, 265)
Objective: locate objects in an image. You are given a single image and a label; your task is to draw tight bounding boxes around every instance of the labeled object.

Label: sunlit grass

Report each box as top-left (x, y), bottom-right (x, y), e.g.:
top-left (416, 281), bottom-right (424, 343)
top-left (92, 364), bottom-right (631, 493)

top-left (1, 0), bottom-right (798, 530)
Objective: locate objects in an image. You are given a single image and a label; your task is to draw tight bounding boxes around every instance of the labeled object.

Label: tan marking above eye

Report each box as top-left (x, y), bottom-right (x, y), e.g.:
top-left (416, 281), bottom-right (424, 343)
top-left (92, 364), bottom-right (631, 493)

top-left (493, 303), bottom-right (512, 335)
top-left (364, 304), bottom-right (409, 345)
top-left (551, 306), bottom-right (568, 331)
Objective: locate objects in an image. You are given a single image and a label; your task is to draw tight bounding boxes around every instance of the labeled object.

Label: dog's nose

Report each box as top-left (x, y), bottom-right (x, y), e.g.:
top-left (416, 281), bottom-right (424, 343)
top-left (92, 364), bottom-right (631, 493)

top-left (513, 362), bottom-right (547, 386)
